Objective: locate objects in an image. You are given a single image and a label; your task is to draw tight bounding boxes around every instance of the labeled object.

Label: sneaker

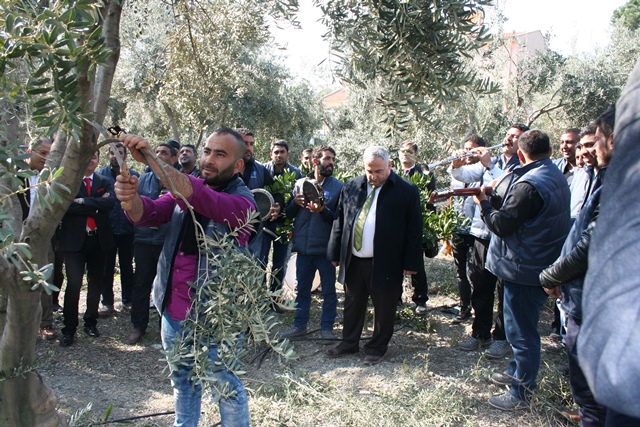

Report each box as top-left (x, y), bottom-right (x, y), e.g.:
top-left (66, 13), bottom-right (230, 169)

top-left (488, 391), bottom-right (528, 411)
top-left (459, 335), bottom-right (492, 351)
top-left (278, 326), bottom-right (307, 339)
top-left (486, 340), bottom-right (512, 359)
top-left (489, 371), bottom-right (512, 386)
top-left (415, 304), bottom-right (428, 315)
top-left (451, 306), bottom-right (473, 324)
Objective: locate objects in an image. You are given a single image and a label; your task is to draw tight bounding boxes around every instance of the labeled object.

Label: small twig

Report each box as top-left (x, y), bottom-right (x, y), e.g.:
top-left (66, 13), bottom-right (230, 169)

top-left (78, 410), bottom-right (175, 426)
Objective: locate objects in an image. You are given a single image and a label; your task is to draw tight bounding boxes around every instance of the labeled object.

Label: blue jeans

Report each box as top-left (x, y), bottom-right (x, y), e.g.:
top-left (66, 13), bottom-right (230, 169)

top-left (502, 281), bottom-right (547, 401)
top-left (161, 312), bottom-right (250, 427)
top-left (293, 254), bottom-right (337, 331)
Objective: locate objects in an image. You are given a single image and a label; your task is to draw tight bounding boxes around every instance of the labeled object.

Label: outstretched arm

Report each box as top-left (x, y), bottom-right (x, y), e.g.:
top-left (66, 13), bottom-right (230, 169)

top-left (119, 134), bottom-right (193, 200)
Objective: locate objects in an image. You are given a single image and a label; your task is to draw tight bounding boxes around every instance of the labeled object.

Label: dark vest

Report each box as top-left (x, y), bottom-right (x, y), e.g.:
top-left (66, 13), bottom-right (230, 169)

top-left (486, 158), bottom-right (571, 285)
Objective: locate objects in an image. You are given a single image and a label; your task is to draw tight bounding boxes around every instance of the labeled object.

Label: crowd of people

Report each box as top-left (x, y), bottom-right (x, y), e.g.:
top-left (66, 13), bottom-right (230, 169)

top-left (23, 77), bottom-right (640, 424)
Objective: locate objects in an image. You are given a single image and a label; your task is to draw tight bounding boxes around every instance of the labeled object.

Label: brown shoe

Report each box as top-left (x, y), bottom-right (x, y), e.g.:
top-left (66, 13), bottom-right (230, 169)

top-left (325, 346), bottom-right (358, 359)
top-left (40, 326), bottom-right (58, 341)
top-left (127, 328), bottom-right (145, 345)
top-left (363, 354), bottom-right (382, 365)
top-left (99, 304), bottom-right (117, 318)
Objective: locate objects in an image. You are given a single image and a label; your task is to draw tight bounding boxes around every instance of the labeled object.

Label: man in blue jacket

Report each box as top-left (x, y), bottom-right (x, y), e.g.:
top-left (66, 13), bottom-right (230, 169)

top-left (280, 146), bottom-right (343, 340)
top-left (97, 143), bottom-right (139, 314)
top-left (125, 144), bottom-right (175, 345)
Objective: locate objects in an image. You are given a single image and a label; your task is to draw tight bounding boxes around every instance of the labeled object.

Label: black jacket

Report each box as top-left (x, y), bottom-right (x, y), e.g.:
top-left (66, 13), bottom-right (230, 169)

top-left (58, 173), bottom-right (116, 252)
top-left (328, 171), bottom-right (423, 289)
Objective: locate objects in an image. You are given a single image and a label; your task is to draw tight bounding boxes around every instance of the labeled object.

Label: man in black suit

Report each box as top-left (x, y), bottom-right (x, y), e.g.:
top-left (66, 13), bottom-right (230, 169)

top-left (18, 137), bottom-right (57, 340)
top-left (398, 141), bottom-right (435, 314)
top-left (326, 146), bottom-right (423, 365)
top-left (58, 151), bottom-right (116, 347)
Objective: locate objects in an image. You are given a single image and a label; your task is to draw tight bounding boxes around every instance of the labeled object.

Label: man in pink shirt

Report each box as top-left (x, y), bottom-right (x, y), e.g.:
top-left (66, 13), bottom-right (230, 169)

top-left (115, 128), bottom-right (255, 427)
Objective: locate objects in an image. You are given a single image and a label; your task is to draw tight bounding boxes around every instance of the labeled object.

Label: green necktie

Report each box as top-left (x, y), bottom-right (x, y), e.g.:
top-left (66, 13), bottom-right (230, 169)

top-left (354, 185), bottom-right (376, 251)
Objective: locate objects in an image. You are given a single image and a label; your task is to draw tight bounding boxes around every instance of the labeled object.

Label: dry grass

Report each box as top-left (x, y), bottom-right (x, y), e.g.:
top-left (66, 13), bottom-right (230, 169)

top-left (37, 255), bottom-right (577, 427)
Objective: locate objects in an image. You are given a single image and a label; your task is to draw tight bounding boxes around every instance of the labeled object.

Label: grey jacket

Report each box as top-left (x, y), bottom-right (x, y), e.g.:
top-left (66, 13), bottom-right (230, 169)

top-left (578, 57), bottom-right (640, 418)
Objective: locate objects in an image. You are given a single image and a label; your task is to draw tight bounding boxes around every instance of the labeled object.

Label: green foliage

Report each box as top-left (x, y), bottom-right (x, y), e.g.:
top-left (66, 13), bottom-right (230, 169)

top-left (321, 0), bottom-right (498, 131)
top-left (404, 172), bottom-right (468, 247)
top-left (0, 0), bottom-right (110, 141)
top-left (265, 169), bottom-right (298, 243)
top-left (112, 0), bottom-right (322, 148)
top-left (165, 211), bottom-right (295, 400)
top-left (614, 0), bottom-right (640, 30)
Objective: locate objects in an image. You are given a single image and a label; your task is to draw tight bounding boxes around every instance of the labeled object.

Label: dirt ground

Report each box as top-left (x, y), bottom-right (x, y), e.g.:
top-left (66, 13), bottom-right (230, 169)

top-left (36, 255), bottom-right (573, 427)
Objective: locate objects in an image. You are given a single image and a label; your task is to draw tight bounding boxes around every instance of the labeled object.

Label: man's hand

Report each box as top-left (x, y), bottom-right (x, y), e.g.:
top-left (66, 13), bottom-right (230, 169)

top-left (293, 192), bottom-right (306, 207)
top-left (472, 147), bottom-right (492, 167)
top-left (306, 200), bottom-right (325, 213)
top-left (119, 134), bottom-right (151, 165)
top-left (114, 174), bottom-right (141, 216)
top-left (450, 149), bottom-right (467, 169)
top-left (473, 185), bottom-right (489, 204)
top-left (543, 286), bottom-right (562, 299)
top-left (269, 202), bottom-right (281, 222)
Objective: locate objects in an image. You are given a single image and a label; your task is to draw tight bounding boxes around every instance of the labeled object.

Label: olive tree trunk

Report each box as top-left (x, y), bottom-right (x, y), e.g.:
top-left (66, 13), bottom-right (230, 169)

top-left (0, 1), bottom-right (123, 424)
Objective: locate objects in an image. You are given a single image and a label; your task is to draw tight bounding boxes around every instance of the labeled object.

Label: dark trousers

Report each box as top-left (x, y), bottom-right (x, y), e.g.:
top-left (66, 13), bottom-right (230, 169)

top-left (452, 233), bottom-right (474, 309)
top-left (101, 233), bottom-right (135, 306)
top-left (469, 237), bottom-right (502, 339)
top-left (259, 232), bottom-right (291, 293)
top-left (130, 242), bottom-right (163, 330)
top-left (52, 247), bottom-right (64, 307)
top-left (62, 235), bottom-right (105, 335)
top-left (338, 257), bottom-right (402, 357)
top-left (566, 316), bottom-right (607, 426)
top-left (409, 253), bottom-right (429, 305)
top-left (605, 409), bottom-right (640, 427)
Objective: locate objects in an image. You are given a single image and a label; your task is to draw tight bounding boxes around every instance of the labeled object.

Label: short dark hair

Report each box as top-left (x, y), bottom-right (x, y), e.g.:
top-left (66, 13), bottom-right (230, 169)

top-left (400, 141), bottom-right (419, 153)
top-left (236, 128), bottom-right (253, 137)
top-left (463, 134), bottom-right (486, 147)
top-left (517, 129), bottom-right (551, 157)
top-left (211, 127), bottom-right (246, 160)
top-left (593, 104), bottom-right (616, 141)
top-left (312, 145), bottom-right (336, 160)
top-left (511, 123), bottom-right (530, 133)
top-left (109, 142), bottom-right (127, 155)
top-left (158, 143), bottom-right (178, 157)
top-left (578, 125), bottom-right (596, 140)
top-left (180, 143), bottom-right (197, 155)
top-left (165, 139), bottom-right (180, 151)
top-left (271, 139), bottom-right (289, 152)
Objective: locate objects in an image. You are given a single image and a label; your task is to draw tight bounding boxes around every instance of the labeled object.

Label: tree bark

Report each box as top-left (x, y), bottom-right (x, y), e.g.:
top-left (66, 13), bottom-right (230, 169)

top-left (0, 1), bottom-right (122, 424)
top-left (93, 0), bottom-right (124, 126)
top-left (162, 101), bottom-right (181, 142)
